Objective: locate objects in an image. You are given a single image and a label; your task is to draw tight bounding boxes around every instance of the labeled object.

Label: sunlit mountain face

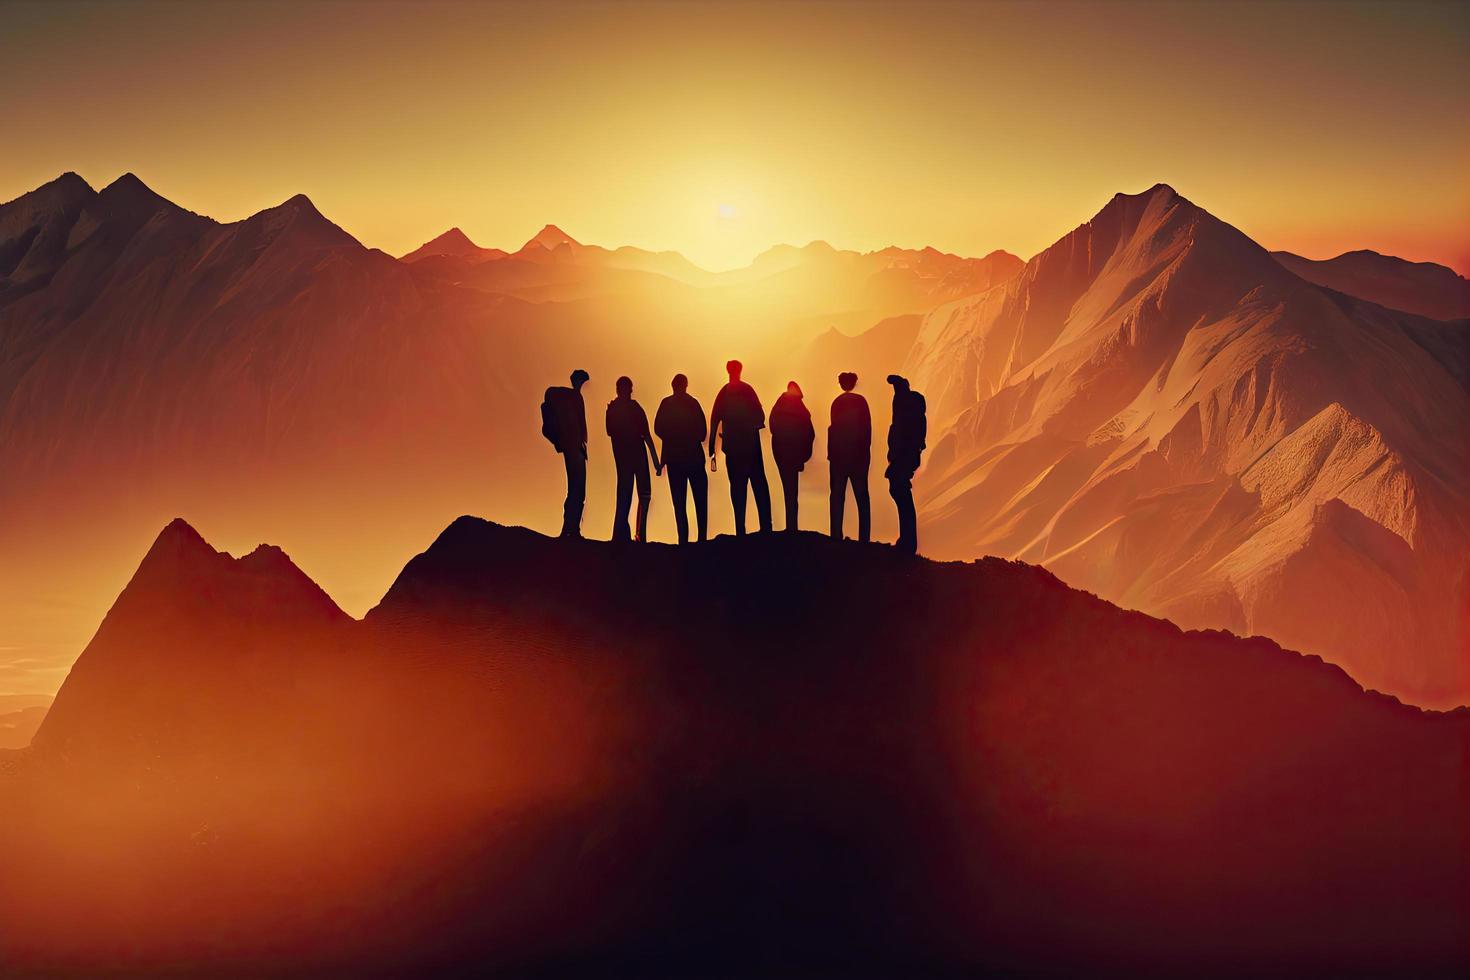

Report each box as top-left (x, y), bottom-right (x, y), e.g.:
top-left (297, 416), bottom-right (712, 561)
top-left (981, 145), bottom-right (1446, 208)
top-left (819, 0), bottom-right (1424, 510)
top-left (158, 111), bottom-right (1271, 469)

top-left (1, 170), bottom-right (1466, 708)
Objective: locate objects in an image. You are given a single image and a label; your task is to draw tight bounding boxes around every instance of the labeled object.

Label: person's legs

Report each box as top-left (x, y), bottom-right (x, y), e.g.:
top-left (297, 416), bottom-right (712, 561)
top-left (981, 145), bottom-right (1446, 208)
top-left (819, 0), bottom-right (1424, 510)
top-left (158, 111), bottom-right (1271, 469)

top-left (634, 456), bottom-right (652, 542)
top-left (891, 469), bottom-right (916, 554)
top-left (612, 455), bottom-right (633, 541)
top-left (749, 445), bottom-right (773, 532)
top-left (778, 464), bottom-right (799, 532)
top-left (729, 457), bottom-right (748, 535)
top-left (668, 466), bottom-right (690, 545)
top-left (690, 464), bottom-right (709, 541)
top-left (562, 451), bottom-right (586, 538)
top-left (830, 463), bottom-right (846, 539)
top-left (855, 461), bottom-right (871, 543)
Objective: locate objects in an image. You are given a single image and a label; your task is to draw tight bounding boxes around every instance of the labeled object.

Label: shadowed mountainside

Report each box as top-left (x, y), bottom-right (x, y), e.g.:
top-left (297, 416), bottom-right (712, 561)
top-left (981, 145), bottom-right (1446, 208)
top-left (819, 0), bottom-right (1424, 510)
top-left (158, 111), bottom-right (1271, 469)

top-left (1272, 249), bottom-right (1470, 321)
top-left (4, 518), bottom-right (1466, 977)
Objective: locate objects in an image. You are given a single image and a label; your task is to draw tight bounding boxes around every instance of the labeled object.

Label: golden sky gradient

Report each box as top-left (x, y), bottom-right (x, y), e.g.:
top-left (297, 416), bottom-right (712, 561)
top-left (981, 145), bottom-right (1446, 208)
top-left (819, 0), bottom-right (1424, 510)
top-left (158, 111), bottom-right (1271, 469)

top-left (4, 0), bottom-right (1468, 271)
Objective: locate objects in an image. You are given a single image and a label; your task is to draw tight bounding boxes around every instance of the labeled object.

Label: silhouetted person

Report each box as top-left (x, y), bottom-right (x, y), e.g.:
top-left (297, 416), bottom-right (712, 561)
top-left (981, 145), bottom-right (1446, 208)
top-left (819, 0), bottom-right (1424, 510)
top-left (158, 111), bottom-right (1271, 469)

top-left (886, 374), bottom-right (927, 555)
top-left (828, 371), bottom-right (871, 541)
top-left (769, 381), bottom-right (814, 532)
top-left (542, 368), bottom-right (590, 538)
top-left (708, 359), bottom-right (773, 534)
top-left (606, 376), bottom-right (662, 542)
top-left (654, 373), bottom-right (709, 544)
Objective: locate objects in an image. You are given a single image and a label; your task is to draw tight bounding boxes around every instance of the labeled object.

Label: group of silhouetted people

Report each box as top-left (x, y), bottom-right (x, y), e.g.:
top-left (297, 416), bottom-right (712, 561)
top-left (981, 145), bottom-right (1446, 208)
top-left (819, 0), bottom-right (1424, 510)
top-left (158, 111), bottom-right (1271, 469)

top-left (540, 360), bottom-right (926, 554)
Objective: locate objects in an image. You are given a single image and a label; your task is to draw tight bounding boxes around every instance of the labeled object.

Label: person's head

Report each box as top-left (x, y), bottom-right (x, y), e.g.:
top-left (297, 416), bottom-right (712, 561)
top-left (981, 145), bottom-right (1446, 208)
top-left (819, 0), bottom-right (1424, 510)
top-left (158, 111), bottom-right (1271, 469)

top-left (786, 380), bottom-right (802, 398)
top-left (726, 359), bottom-right (743, 381)
top-left (886, 373), bottom-right (910, 392)
top-left (616, 375), bottom-right (633, 398)
top-left (570, 369), bottom-right (589, 389)
top-left (671, 373), bottom-right (688, 393)
top-left (838, 371), bottom-right (858, 392)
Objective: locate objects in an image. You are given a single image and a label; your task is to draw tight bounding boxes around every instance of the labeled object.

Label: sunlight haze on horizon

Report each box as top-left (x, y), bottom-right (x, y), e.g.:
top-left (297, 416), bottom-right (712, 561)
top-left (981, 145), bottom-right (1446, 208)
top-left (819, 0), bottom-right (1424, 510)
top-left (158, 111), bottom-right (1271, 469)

top-left (4, 0), bottom-right (1468, 271)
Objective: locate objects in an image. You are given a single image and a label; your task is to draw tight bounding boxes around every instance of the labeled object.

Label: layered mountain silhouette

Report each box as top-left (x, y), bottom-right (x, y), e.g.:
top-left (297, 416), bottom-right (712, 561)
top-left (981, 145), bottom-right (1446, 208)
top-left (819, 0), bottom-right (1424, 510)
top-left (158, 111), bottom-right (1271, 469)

top-left (0, 171), bottom-right (1465, 712)
top-left (1273, 248), bottom-right (1470, 321)
top-left (905, 184), bottom-right (1469, 707)
top-left (3, 518), bottom-right (1466, 976)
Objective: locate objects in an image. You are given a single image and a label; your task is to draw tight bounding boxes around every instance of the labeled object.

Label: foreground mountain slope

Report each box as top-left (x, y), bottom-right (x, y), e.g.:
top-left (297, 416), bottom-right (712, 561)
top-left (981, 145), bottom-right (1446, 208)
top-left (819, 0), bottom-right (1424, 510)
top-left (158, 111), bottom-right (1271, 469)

top-left (4, 518), bottom-right (1466, 976)
top-left (904, 184), bottom-right (1470, 707)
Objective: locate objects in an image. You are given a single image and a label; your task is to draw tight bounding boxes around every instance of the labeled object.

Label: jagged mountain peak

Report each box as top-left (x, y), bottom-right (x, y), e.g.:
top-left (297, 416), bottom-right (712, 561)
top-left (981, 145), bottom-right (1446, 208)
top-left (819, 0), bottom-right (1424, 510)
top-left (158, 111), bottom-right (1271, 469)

top-left (435, 226), bottom-right (476, 248)
top-left (136, 517), bottom-right (220, 575)
top-left (124, 518), bottom-right (344, 619)
top-left (1, 171), bottom-right (95, 215)
top-left (244, 192), bottom-right (360, 249)
top-left (95, 171), bottom-right (178, 218)
top-left (400, 226), bottom-right (505, 263)
top-left (522, 223), bottom-right (580, 251)
top-left (53, 170), bottom-right (92, 191)
top-left (99, 171), bottom-right (153, 196)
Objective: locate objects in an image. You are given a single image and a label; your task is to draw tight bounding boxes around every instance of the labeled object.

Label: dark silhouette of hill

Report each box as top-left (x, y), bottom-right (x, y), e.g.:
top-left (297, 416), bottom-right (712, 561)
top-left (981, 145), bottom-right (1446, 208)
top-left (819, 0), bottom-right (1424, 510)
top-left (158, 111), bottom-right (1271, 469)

top-left (3, 518), bottom-right (1466, 977)
top-left (1273, 249), bottom-right (1470, 320)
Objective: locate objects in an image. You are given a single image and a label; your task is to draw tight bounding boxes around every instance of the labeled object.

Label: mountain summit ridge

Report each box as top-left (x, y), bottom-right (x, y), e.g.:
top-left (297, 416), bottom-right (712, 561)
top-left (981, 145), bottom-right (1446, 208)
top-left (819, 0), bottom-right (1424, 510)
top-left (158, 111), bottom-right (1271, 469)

top-left (7, 514), bottom-right (1466, 976)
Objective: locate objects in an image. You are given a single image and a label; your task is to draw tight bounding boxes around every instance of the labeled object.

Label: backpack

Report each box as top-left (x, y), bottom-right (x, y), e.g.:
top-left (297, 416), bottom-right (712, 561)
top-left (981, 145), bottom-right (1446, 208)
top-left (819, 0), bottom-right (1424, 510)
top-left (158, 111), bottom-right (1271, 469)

top-left (540, 387), bottom-right (563, 450)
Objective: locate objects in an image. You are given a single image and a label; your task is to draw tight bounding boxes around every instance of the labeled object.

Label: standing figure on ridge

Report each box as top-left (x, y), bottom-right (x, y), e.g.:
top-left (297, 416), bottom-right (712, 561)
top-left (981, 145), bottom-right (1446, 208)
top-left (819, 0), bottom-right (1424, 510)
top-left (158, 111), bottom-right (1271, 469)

top-left (769, 381), bottom-right (815, 533)
top-left (541, 368), bottom-right (590, 538)
top-left (827, 371), bottom-right (871, 542)
top-left (606, 376), bottom-right (662, 542)
top-left (654, 373), bottom-right (709, 544)
top-left (885, 374), bottom-right (927, 556)
top-left (708, 359), bottom-right (773, 535)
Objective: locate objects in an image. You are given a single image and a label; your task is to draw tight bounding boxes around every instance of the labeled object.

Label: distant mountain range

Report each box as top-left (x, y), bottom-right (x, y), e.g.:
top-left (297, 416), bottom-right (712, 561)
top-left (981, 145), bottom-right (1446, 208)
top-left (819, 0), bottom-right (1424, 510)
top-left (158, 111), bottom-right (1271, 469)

top-left (0, 172), bottom-right (1465, 707)
top-left (1272, 248), bottom-right (1470, 321)
top-left (5, 518), bottom-right (1465, 975)
top-left (0, 695), bottom-right (49, 751)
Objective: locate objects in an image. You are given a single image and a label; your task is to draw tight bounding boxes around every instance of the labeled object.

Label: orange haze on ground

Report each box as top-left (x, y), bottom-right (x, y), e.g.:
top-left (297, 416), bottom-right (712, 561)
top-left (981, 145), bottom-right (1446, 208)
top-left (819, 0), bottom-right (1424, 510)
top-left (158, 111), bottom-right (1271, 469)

top-left (2, 0), bottom-right (1467, 273)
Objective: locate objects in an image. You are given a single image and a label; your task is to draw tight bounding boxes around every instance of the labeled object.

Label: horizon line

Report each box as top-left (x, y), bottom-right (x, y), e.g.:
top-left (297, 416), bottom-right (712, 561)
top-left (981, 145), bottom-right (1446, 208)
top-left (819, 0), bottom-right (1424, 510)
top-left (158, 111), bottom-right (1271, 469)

top-left (7, 169), bottom-right (1470, 279)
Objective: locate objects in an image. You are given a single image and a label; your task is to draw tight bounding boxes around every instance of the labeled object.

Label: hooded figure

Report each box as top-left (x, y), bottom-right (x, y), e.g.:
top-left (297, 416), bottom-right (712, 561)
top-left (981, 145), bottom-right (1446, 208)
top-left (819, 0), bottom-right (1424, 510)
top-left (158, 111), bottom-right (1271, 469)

top-left (707, 359), bottom-right (773, 535)
top-left (769, 381), bottom-right (815, 532)
top-left (885, 374), bottom-right (927, 555)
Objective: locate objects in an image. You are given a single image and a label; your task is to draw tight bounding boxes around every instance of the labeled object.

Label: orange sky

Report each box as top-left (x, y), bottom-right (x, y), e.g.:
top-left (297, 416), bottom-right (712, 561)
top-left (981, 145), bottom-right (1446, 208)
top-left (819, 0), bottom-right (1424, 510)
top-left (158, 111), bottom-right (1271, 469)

top-left (3, 0), bottom-right (1468, 271)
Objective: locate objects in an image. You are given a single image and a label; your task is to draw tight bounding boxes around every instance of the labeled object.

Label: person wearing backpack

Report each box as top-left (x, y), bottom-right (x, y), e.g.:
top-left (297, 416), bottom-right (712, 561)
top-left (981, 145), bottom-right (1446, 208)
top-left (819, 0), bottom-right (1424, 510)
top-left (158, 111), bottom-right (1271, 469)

top-left (542, 369), bottom-right (590, 538)
top-left (885, 373), bottom-right (927, 556)
top-left (654, 373), bottom-right (709, 544)
top-left (769, 380), bottom-right (815, 533)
